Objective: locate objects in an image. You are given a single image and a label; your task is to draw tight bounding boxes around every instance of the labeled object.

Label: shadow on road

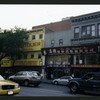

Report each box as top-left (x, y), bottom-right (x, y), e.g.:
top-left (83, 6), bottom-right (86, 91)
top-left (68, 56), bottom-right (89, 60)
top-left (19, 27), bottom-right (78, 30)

top-left (68, 91), bottom-right (100, 96)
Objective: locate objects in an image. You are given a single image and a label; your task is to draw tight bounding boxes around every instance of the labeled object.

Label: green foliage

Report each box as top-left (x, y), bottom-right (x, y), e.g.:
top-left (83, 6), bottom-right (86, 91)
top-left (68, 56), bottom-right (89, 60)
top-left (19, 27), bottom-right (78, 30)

top-left (0, 27), bottom-right (28, 62)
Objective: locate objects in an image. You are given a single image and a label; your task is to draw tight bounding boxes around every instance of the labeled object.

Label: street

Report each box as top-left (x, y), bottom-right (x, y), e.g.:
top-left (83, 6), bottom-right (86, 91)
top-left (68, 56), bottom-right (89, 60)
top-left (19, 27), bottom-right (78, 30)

top-left (14, 83), bottom-right (99, 96)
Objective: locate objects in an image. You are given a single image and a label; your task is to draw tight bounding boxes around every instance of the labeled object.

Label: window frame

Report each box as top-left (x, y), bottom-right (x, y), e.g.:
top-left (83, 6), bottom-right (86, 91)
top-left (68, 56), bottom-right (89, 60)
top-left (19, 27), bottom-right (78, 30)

top-left (39, 34), bottom-right (43, 39)
top-left (81, 24), bottom-right (95, 37)
top-left (59, 39), bottom-right (63, 46)
top-left (97, 23), bottom-right (100, 36)
top-left (31, 54), bottom-right (34, 58)
top-left (51, 40), bottom-right (55, 47)
top-left (32, 35), bottom-right (36, 40)
top-left (74, 27), bottom-right (80, 39)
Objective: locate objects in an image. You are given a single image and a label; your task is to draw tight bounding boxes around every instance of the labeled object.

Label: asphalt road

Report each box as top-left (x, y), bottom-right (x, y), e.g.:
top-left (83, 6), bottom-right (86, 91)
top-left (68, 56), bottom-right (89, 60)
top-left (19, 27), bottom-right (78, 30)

top-left (14, 83), bottom-right (100, 97)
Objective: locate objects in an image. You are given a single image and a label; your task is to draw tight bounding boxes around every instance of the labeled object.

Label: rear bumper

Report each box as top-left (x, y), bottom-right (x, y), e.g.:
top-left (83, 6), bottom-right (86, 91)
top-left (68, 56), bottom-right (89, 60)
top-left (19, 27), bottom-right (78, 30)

top-left (29, 80), bottom-right (42, 84)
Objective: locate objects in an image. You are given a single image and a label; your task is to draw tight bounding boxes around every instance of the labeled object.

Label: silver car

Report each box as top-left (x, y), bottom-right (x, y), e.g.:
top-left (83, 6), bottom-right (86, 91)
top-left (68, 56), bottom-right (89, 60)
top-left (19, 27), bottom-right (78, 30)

top-left (8, 71), bottom-right (42, 87)
top-left (52, 76), bottom-right (73, 85)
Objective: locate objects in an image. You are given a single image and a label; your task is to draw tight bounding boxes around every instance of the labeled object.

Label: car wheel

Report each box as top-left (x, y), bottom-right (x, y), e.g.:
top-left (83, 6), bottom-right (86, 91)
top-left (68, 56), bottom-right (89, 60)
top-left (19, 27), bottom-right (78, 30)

top-left (54, 81), bottom-right (58, 85)
top-left (24, 80), bottom-right (29, 86)
top-left (70, 83), bottom-right (79, 93)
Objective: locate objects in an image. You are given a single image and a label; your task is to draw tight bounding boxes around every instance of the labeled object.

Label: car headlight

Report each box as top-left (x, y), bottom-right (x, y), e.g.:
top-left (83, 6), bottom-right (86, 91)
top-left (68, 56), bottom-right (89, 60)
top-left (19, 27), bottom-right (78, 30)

top-left (15, 84), bottom-right (19, 88)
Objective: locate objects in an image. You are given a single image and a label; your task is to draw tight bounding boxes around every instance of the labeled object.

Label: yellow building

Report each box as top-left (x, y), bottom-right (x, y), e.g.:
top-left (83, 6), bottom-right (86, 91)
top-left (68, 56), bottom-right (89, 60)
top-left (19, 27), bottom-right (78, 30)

top-left (0, 24), bottom-right (53, 76)
top-left (0, 27), bottom-right (45, 74)
top-left (13, 27), bottom-right (45, 72)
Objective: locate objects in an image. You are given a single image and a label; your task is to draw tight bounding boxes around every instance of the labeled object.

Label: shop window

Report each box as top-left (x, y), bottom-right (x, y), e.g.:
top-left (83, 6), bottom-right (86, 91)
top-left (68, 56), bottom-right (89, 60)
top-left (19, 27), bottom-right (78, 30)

top-left (85, 54), bottom-right (97, 64)
top-left (74, 27), bottom-right (79, 38)
top-left (59, 39), bottom-right (63, 46)
top-left (76, 55), bottom-right (84, 64)
top-left (97, 54), bottom-right (100, 64)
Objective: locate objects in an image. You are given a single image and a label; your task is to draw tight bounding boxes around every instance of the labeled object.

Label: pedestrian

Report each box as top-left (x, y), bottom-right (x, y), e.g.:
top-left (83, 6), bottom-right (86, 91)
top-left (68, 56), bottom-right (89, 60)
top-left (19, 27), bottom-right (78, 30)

top-left (72, 73), bottom-right (74, 78)
top-left (51, 74), bottom-right (53, 79)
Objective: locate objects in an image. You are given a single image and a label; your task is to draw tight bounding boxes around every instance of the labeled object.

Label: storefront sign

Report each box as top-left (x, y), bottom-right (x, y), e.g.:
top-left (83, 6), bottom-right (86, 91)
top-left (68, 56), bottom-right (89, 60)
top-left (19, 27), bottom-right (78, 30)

top-left (14, 60), bottom-right (40, 66)
top-left (42, 45), bottom-right (98, 55)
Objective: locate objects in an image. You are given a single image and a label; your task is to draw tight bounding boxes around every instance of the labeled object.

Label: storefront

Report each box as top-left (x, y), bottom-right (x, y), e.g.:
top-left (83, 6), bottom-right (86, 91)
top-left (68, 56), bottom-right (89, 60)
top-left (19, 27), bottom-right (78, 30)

top-left (42, 44), bottom-right (100, 79)
top-left (42, 47), bottom-right (72, 79)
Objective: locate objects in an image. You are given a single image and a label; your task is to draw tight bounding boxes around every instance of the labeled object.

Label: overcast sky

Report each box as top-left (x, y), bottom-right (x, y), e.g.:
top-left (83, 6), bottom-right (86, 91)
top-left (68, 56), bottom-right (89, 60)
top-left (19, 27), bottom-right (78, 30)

top-left (0, 5), bottom-right (100, 30)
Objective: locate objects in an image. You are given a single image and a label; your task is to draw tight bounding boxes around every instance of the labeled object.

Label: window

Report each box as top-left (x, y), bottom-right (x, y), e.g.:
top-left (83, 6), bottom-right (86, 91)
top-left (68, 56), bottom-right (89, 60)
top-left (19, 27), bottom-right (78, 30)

top-left (97, 23), bottom-right (100, 35)
top-left (81, 25), bottom-right (95, 37)
top-left (87, 26), bottom-right (91, 35)
top-left (39, 34), bottom-right (43, 39)
top-left (74, 27), bottom-right (79, 38)
top-left (23, 54), bottom-right (27, 59)
top-left (59, 39), bottom-right (63, 46)
top-left (82, 26), bottom-right (86, 36)
top-left (17, 55), bottom-right (22, 59)
top-left (38, 54), bottom-right (41, 59)
top-left (51, 40), bottom-right (55, 47)
top-left (82, 73), bottom-right (94, 80)
top-left (91, 25), bottom-right (95, 36)
top-left (31, 54), bottom-right (34, 58)
top-left (32, 35), bottom-right (36, 40)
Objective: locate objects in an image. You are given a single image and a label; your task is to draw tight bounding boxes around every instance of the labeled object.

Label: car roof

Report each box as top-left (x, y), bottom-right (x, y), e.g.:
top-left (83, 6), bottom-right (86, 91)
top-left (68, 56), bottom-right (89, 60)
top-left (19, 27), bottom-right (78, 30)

top-left (60, 76), bottom-right (72, 78)
top-left (86, 72), bottom-right (100, 76)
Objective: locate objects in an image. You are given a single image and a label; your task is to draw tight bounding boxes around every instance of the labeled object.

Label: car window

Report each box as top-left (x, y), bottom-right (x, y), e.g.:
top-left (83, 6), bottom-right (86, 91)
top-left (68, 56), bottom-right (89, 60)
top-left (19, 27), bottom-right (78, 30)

top-left (65, 76), bottom-right (72, 79)
top-left (0, 75), bottom-right (4, 80)
top-left (37, 72), bottom-right (40, 76)
top-left (94, 75), bottom-right (100, 80)
top-left (22, 72), bottom-right (27, 76)
top-left (15, 72), bottom-right (23, 76)
top-left (82, 73), bottom-right (94, 80)
top-left (28, 72), bottom-right (34, 76)
top-left (60, 76), bottom-right (72, 79)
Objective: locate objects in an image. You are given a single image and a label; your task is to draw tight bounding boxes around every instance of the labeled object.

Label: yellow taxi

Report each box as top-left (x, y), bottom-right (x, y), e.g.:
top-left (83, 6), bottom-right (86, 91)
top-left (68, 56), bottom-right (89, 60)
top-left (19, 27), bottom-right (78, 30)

top-left (0, 75), bottom-right (20, 96)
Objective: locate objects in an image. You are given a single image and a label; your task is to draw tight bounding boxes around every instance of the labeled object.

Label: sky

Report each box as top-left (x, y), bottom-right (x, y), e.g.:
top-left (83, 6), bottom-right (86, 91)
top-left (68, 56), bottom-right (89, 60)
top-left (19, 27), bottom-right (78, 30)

top-left (0, 4), bottom-right (100, 30)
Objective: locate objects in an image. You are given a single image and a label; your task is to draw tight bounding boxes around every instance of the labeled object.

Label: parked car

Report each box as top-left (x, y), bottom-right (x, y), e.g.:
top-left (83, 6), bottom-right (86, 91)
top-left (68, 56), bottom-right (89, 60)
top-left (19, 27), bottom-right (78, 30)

top-left (0, 75), bottom-right (20, 96)
top-left (29, 71), bottom-right (43, 79)
top-left (68, 72), bottom-right (100, 93)
top-left (52, 76), bottom-right (73, 85)
top-left (8, 71), bottom-right (42, 87)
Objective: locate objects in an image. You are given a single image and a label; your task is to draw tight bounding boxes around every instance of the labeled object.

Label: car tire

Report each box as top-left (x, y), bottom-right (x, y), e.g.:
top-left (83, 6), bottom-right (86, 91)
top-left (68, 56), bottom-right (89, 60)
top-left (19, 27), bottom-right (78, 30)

top-left (54, 81), bottom-right (58, 85)
top-left (69, 83), bottom-right (79, 93)
top-left (24, 80), bottom-right (29, 86)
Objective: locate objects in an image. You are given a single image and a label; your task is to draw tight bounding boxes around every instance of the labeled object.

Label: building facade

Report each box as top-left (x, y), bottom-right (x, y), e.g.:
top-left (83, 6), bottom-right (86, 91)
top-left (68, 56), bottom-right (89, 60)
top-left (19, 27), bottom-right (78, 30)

top-left (1, 11), bottom-right (100, 78)
top-left (42, 19), bottom-right (73, 79)
top-left (70, 11), bottom-right (100, 77)
top-left (0, 27), bottom-right (46, 76)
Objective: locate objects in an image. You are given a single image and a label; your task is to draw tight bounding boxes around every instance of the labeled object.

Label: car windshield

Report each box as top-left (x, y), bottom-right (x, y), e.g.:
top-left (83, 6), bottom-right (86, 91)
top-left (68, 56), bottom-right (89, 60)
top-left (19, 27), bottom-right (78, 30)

top-left (0, 75), bottom-right (4, 80)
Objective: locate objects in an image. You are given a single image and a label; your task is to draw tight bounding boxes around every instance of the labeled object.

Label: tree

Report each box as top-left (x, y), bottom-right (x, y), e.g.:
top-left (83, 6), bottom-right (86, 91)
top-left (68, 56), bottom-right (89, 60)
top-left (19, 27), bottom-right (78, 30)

top-left (0, 27), bottom-right (28, 67)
